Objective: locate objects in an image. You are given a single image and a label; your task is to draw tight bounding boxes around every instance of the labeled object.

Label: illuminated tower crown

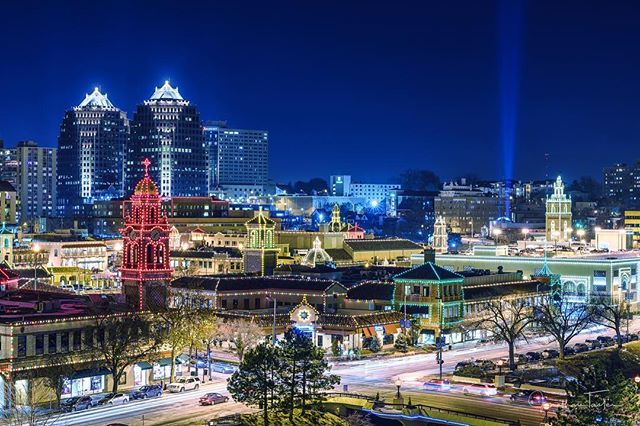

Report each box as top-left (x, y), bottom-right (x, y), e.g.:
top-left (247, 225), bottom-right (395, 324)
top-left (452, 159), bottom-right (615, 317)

top-left (328, 203), bottom-right (344, 232)
top-left (242, 209), bottom-right (279, 275)
top-left (120, 159), bottom-right (173, 311)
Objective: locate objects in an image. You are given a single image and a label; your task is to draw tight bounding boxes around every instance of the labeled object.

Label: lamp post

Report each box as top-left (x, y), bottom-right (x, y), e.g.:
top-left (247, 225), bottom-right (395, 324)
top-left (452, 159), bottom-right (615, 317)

top-left (32, 244), bottom-right (41, 292)
top-left (542, 402), bottom-right (550, 422)
top-left (394, 378), bottom-right (402, 399)
top-left (497, 359), bottom-right (504, 375)
top-left (266, 294), bottom-right (277, 344)
top-left (521, 228), bottom-right (530, 250)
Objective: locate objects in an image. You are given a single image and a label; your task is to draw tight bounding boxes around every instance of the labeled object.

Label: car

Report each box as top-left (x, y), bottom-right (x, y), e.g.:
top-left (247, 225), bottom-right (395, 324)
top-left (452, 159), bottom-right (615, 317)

top-left (585, 339), bottom-right (603, 350)
top-left (563, 346), bottom-right (575, 356)
top-left (628, 333), bottom-right (639, 342)
top-left (541, 349), bottom-right (559, 359)
top-left (510, 390), bottom-right (547, 406)
top-left (97, 393), bottom-right (129, 406)
top-left (168, 376), bottom-right (201, 393)
top-left (60, 396), bottom-right (94, 412)
top-left (130, 384), bottom-right (162, 400)
top-left (212, 362), bottom-right (237, 374)
top-left (573, 343), bottom-right (589, 353)
top-left (525, 352), bottom-right (542, 362)
top-left (613, 334), bottom-right (629, 345)
top-left (462, 383), bottom-right (498, 397)
top-left (505, 373), bottom-right (523, 385)
top-left (199, 392), bottom-right (229, 405)
top-left (597, 336), bottom-right (615, 347)
top-left (422, 379), bottom-right (451, 392)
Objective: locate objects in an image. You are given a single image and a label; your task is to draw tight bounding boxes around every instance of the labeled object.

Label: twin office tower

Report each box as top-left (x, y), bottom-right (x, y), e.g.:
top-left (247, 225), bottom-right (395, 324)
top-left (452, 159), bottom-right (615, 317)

top-left (57, 82), bottom-right (268, 216)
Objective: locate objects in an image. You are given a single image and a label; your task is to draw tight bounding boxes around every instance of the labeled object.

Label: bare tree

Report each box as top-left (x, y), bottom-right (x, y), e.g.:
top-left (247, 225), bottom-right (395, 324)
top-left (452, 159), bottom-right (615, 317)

top-left (476, 297), bottom-right (533, 369)
top-left (219, 319), bottom-right (265, 361)
top-left (591, 296), bottom-right (630, 350)
top-left (533, 294), bottom-right (593, 359)
top-left (93, 313), bottom-right (163, 393)
top-left (158, 304), bottom-right (194, 383)
top-left (39, 352), bottom-right (80, 409)
top-left (0, 376), bottom-right (62, 426)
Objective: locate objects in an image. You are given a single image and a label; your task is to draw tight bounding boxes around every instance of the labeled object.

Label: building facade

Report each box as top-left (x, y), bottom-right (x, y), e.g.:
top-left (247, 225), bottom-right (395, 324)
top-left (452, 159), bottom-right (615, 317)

top-left (545, 176), bottom-right (572, 242)
top-left (126, 82), bottom-right (207, 197)
top-left (0, 181), bottom-right (17, 225)
top-left (15, 141), bottom-right (57, 220)
top-left (57, 88), bottom-right (129, 217)
top-left (204, 121), bottom-right (269, 191)
top-left (0, 141), bottom-right (17, 189)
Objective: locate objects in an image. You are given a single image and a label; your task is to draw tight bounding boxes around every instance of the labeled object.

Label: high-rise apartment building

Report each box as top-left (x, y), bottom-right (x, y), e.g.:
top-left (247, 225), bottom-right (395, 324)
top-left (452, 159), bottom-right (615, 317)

top-left (0, 140), bottom-right (17, 188)
top-left (126, 82), bottom-right (207, 197)
top-left (204, 121), bottom-right (268, 190)
top-left (603, 163), bottom-right (631, 202)
top-left (57, 88), bottom-right (129, 217)
top-left (15, 141), bottom-right (57, 219)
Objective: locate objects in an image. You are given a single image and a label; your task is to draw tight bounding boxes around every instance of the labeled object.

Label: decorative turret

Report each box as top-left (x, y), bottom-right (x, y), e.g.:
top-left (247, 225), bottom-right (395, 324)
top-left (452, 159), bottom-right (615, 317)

top-left (0, 222), bottom-right (14, 265)
top-left (328, 203), bottom-right (344, 232)
top-left (433, 216), bottom-right (448, 253)
top-left (78, 87), bottom-right (115, 109)
top-left (119, 159), bottom-right (172, 311)
top-left (545, 176), bottom-right (572, 243)
top-left (242, 209), bottom-right (279, 275)
top-left (301, 237), bottom-right (334, 268)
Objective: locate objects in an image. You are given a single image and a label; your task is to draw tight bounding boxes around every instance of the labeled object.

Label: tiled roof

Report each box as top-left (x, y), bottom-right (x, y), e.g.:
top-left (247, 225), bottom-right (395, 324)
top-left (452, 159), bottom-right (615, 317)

top-left (464, 280), bottom-right (550, 301)
top-left (325, 249), bottom-right (352, 261)
top-left (170, 248), bottom-right (242, 259)
top-left (344, 239), bottom-right (423, 252)
top-left (172, 276), bottom-right (346, 293)
top-left (347, 282), bottom-right (395, 301)
top-left (394, 262), bottom-right (463, 281)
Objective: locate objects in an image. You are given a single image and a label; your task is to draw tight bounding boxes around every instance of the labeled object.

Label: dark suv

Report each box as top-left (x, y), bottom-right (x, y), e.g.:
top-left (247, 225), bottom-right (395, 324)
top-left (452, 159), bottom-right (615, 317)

top-left (60, 396), bottom-right (94, 412)
top-left (130, 384), bottom-right (162, 400)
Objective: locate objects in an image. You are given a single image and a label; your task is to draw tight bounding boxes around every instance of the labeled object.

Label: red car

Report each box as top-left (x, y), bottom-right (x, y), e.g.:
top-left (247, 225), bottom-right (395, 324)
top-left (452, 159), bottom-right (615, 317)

top-left (199, 392), bottom-right (229, 405)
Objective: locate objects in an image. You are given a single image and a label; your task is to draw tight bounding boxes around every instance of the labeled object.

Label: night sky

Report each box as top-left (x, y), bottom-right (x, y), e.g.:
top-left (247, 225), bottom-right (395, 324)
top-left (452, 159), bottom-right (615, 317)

top-left (1, 1), bottom-right (640, 184)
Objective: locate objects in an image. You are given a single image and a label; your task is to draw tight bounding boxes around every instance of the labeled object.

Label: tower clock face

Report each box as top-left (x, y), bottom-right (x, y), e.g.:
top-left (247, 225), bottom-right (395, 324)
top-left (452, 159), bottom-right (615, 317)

top-left (150, 229), bottom-right (161, 240)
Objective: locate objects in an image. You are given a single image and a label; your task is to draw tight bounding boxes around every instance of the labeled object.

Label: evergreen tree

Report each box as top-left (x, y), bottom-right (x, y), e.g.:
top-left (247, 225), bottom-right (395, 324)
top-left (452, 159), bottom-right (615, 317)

top-left (369, 336), bottom-right (381, 353)
top-left (394, 333), bottom-right (409, 353)
top-left (227, 342), bottom-right (281, 426)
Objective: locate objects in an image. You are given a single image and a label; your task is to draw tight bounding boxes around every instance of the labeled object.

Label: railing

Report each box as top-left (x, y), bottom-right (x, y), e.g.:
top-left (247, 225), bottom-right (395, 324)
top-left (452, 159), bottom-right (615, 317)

top-left (324, 392), bottom-right (520, 426)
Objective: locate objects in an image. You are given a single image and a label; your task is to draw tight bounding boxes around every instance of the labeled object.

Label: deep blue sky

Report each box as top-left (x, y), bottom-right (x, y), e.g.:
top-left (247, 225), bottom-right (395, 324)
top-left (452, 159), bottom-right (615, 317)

top-left (1, 1), bottom-right (639, 184)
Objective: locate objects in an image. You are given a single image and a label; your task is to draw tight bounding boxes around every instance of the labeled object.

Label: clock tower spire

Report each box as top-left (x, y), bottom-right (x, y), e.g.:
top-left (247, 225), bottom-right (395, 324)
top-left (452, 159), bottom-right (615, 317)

top-left (119, 159), bottom-right (172, 310)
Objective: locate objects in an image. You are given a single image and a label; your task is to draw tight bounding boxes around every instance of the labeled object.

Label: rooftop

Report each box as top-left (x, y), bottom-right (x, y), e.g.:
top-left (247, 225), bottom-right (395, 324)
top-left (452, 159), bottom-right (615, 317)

top-left (149, 81), bottom-right (184, 101)
top-left (394, 262), bottom-right (464, 281)
top-left (346, 282), bottom-right (395, 301)
top-left (0, 181), bottom-right (16, 192)
top-left (78, 87), bottom-right (115, 109)
top-left (344, 239), bottom-right (423, 252)
top-left (172, 276), bottom-right (346, 293)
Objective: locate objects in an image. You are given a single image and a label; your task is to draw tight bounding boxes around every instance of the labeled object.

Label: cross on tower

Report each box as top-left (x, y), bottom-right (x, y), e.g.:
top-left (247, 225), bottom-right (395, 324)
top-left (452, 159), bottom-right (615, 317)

top-left (142, 158), bottom-right (151, 176)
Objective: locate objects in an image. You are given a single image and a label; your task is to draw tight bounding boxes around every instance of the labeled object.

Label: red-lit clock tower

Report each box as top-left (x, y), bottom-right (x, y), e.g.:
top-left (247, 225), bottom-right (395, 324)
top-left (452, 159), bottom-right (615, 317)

top-left (120, 159), bottom-right (173, 311)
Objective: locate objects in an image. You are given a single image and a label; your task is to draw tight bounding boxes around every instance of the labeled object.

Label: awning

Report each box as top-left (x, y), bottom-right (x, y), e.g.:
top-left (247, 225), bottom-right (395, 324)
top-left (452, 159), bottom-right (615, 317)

top-left (383, 324), bottom-right (399, 334)
top-left (155, 358), bottom-right (173, 367)
top-left (71, 368), bottom-right (111, 380)
top-left (176, 354), bottom-right (191, 364)
top-left (137, 362), bottom-right (152, 370)
top-left (362, 327), bottom-right (372, 337)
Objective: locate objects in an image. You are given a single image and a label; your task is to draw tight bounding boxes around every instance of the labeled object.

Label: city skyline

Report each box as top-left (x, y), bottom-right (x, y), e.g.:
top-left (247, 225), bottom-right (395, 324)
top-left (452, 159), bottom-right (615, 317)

top-left (2, 1), bottom-right (640, 185)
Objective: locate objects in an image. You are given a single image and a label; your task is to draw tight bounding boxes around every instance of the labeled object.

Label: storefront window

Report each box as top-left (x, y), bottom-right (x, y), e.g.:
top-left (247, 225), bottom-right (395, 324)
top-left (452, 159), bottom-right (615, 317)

top-left (48, 333), bottom-right (57, 354)
top-left (17, 335), bottom-right (26, 357)
top-left (36, 334), bottom-right (44, 355)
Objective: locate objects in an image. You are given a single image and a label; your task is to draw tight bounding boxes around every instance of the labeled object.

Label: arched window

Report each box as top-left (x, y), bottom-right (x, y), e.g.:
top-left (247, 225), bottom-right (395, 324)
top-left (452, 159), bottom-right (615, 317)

top-left (577, 283), bottom-right (586, 297)
top-left (156, 245), bottom-right (164, 265)
top-left (147, 244), bottom-right (154, 265)
top-left (129, 245), bottom-right (138, 267)
top-left (563, 281), bottom-right (576, 295)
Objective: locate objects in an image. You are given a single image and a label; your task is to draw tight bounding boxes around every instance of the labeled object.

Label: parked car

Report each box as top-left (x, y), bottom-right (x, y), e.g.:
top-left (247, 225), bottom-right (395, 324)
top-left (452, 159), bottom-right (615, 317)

top-left (541, 349), bottom-right (559, 359)
top-left (199, 392), bottom-right (229, 405)
top-left (505, 373), bottom-right (523, 385)
top-left (613, 334), bottom-right (629, 345)
top-left (597, 336), bottom-right (615, 347)
top-left (628, 333), bottom-right (639, 342)
top-left (525, 352), bottom-right (542, 362)
top-left (212, 362), bottom-right (237, 374)
top-left (573, 343), bottom-right (589, 353)
top-left (130, 384), bottom-right (162, 400)
top-left (97, 393), bottom-right (129, 406)
top-left (462, 384), bottom-right (498, 396)
top-left (510, 390), bottom-right (546, 406)
top-left (60, 396), bottom-right (94, 412)
top-left (168, 376), bottom-right (201, 393)
top-left (585, 339), bottom-right (602, 350)
top-left (423, 379), bottom-right (451, 392)
top-left (563, 346), bottom-right (575, 356)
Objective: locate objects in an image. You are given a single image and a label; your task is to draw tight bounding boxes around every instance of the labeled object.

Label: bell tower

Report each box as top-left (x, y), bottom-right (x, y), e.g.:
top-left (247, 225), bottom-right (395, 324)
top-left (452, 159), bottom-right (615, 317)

top-left (120, 159), bottom-right (172, 311)
top-left (242, 209), bottom-right (278, 275)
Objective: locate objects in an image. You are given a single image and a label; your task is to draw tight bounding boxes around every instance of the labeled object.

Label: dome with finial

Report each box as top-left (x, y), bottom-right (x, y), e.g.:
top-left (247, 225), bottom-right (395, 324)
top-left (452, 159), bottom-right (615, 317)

top-left (133, 158), bottom-right (159, 196)
top-left (301, 237), bottom-right (333, 267)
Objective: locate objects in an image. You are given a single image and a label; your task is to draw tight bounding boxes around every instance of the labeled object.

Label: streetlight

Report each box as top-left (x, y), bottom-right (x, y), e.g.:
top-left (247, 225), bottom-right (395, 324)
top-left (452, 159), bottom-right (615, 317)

top-left (497, 359), bottom-right (504, 375)
top-left (394, 378), bottom-right (402, 399)
top-left (32, 244), bottom-right (41, 292)
top-left (542, 402), bottom-right (550, 422)
top-left (521, 228), bottom-right (530, 250)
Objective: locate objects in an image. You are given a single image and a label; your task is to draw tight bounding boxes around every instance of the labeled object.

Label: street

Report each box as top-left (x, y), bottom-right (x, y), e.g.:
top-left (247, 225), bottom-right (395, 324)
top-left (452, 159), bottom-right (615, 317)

top-left (48, 323), bottom-right (635, 426)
